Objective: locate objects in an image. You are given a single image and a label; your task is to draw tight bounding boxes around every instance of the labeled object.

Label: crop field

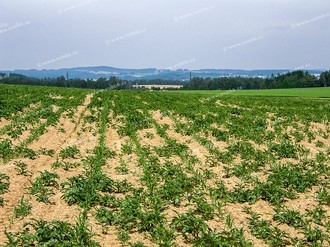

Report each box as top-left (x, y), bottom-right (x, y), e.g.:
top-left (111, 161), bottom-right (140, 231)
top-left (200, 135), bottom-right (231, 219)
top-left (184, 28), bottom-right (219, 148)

top-left (0, 84), bottom-right (329, 246)
top-left (171, 87), bottom-right (330, 98)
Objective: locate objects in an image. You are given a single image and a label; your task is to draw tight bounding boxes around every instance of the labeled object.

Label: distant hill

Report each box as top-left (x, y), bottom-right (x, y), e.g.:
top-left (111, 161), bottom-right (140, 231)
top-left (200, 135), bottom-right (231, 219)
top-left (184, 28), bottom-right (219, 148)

top-left (0, 66), bottom-right (325, 81)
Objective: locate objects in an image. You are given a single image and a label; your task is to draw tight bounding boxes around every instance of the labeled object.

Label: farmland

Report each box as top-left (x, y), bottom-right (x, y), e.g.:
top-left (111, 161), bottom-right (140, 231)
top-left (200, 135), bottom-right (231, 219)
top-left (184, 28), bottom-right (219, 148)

top-left (167, 87), bottom-right (330, 98)
top-left (0, 84), bottom-right (329, 246)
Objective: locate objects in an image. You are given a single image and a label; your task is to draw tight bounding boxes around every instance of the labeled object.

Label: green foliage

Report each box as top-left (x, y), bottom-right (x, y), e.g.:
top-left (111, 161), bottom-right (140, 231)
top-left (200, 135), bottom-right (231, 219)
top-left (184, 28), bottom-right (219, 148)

top-left (60, 145), bottom-right (80, 159)
top-left (0, 138), bottom-right (14, 161)
top-left (248, 212), bottom-right (292, 246)
top-left (273, 207), bottom-right (304, 227)
top-left (117, 229), bottom-right (131, 244)
top-left (0, 138), bottom-right (37, 161)
top-left (95, 207), bottom-right (115, 225)
top-left (268, 163), bottom-right (318, 193)
top-left (316, 187), bottom-right (330, 206)
top-left (193, 228), bottom-right (253, 247)
top-left (225, 161), bottom-right (264, 179)
top-left (4, 211), bottom-right (99, 246)
top-left (14, 161), bottom-right (30, 176)
top-left (231, 182), bottom-right (294, 205)
top-left (154, 139), bottom-right (189, 158)
top-left (269, 141), bottom-right (299, 159)
top-left (14, 146), bottom-right (37, 160)
top-left (192, 196), bottom-right (215, 220)
top-left (184, 70), bottom-right (322, 90)
top-left (92, 146), bottom-right (116, 159)
top-left (13, 196), bottom-right (31, 219)
top-left (0, 173), bottom-right (10, 194)
top-left (121, 140), bottom-right (133, 154)
top-left (172, 212), bottom-right (209, 240)
top-left (130, 241), bottom-right (146, 247)
top-left (38, 148), bottom-right (55, 157)
top-left (52, 160), bottom-right (81, 170)
top-left (115, 159), bottom-right (129, 174)
top-left (0, 173), bottom-right (10, 206)
top-left (62, 174), bottom-right (103, 208)
top-left (61, 171), bottom-right (123, 208)
top-left (301, 225), bottom-right (330, 246)
top-left (29, 171), bottom-right (59, 203)
top-left (305, 206), bottom-right (327, 225)
top-left (210, 181), bottom-right (231, 202)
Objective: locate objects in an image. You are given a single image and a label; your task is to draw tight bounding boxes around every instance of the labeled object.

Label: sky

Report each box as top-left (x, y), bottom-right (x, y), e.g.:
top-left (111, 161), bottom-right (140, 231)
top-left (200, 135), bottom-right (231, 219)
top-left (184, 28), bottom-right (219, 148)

top-left (0, 0), bottom-right (330, 70)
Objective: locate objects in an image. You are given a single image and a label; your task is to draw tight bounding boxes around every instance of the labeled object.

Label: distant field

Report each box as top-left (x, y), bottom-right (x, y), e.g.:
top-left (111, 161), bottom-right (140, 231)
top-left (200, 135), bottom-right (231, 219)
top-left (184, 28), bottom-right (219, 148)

top-left (134, 85), bottom-right (183, 89)
top-left (167, 87), bottom-right (330, 98)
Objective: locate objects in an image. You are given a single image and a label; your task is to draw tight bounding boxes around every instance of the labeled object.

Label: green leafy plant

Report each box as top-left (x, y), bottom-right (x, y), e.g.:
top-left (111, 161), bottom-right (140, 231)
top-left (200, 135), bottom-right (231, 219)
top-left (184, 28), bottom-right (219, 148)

top-left (13, 196), bottom-right (31, 218)
top-left (60, 145), bottom-right (80, 159)
top-left (171, 212), bottom-right (210, 241)
top-left (29, 171), bottom-right (59, 203)
top-left (52, 160), bottom-right (81, 170)
top-left (5, 210), bottom-right (99, 246)
top-left (0, 173), bottom-right (10, 194)
top-left (248, 212), bottom-right (292, 246)
top-left (14, 161), bottom-right (30, 176)
top-left (301, 225), bottom-right (330, 246)
top-left (273, 207), bottom-right (305, 227)
top-left (316, 187), bottom-right (330, 206)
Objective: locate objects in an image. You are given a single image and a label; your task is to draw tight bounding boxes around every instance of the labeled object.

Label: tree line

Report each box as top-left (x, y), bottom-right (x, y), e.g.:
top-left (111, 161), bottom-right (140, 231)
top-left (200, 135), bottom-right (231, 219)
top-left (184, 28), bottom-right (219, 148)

top-left (183, 71), bottom-right (330, 90)
top-left (0, 75), bottom-right (133, 90)
top-left (0, 70), bottom-right (329, 90)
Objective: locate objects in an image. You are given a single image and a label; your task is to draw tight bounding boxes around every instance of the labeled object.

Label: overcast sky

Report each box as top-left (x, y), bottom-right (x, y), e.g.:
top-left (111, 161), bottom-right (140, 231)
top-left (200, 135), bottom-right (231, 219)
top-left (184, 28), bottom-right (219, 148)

top-left (0, 0), bottom-right (329, 70)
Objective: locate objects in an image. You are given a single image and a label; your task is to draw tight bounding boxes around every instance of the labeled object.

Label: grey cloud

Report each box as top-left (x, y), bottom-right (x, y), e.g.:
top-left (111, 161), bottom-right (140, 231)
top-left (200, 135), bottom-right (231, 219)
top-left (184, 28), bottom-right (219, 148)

top-left (0, 0), bottom-right (329, 70)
